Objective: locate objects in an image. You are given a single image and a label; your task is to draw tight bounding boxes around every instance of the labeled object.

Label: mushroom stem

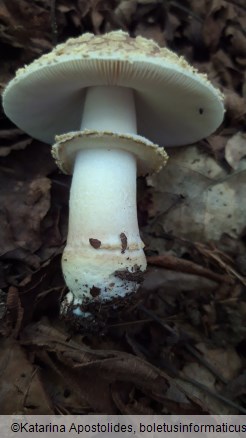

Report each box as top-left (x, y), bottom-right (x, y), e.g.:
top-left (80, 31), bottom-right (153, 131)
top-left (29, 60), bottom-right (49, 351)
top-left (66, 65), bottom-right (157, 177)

top-left (81, 86), bottom-right (137, 133)
top-left (62, 148), bottom-right (146, 316)
top-left (61, 86), bottom-right (146, 319)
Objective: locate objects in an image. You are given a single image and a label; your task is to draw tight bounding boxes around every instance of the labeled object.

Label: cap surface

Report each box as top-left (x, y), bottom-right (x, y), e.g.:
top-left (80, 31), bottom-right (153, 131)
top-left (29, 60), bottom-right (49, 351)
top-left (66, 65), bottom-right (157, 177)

top-left (3, 31), bottom-right (224, 147)
top-left (52, 130), bottom-right (168, 176)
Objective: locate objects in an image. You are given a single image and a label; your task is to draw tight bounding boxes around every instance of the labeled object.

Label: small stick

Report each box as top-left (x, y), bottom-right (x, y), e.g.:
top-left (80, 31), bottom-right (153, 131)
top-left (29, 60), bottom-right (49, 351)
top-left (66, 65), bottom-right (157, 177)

top-left (147, 254), bottom-right (231, 284)
top-left (51, 0), bottom-right (58, 46)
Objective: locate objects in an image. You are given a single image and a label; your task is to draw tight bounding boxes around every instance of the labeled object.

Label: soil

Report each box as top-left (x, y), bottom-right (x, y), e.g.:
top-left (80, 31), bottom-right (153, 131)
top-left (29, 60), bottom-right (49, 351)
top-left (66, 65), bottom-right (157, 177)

top-left (89, 238), bottom-right (101, 249)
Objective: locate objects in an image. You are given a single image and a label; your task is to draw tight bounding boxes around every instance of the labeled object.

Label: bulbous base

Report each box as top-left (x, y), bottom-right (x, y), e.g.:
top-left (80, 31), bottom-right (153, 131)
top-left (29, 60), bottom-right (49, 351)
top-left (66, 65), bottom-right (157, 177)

top-left (60, 245), bottom-right (146, 332)
top-left (60, 270), bottom-right (145, 333)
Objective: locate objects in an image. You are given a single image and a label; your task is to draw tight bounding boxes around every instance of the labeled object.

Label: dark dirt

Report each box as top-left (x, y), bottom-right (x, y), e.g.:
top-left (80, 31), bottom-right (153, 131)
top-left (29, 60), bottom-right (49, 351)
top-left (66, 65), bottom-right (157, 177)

top-left (90, 285), bottom-right (101, 297)
top-left (120, 232), bottom-right (127, 253)
top-left (114, 266), bottom-right (144, 284)
top-left (89, 238), bottom-right (101, 249)
top-left (61, 282), bottom-right (144, 334)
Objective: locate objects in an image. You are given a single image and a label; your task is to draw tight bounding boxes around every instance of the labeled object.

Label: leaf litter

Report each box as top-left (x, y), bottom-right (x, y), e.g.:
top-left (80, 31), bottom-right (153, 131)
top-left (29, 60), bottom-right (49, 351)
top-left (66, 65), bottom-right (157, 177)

top-left (0, 0), bottom-right (245, 414)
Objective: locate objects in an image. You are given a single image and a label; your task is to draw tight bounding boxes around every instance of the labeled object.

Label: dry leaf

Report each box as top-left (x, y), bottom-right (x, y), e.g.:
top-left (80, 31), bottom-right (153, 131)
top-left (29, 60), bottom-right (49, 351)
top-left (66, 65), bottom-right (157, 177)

top-left (147, 145), bottom-right (246, 242)
top-left (222, 371), bottom-right (246, 400)
top-left (115, 0), bottom-right (137, 26)
top-left (225, 132), bottom-right (246, 170)
top-left (1, 0), bottom-right (246, 416)
top-left (175, 343), bottom-right (242, 414)
top-left (0, 338), bottom-right (53, 414)
top-left (196, 343), bottom-right (242, 381)
top-left (143, 267), bottom-right (217, 295)
top-left (21, 320), bottom-right (171, 412)
top-left (225, 25), bottom-right (246, 58)
top-left (1, 177), bottom-right (51, 257)
top-left (224, 89), bottom-right (246, 126)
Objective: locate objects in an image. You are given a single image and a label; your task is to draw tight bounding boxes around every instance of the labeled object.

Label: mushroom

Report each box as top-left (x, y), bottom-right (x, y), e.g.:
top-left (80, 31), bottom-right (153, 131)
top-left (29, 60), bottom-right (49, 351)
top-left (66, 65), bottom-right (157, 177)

top-left (3, 31), bottom-right (224, 327)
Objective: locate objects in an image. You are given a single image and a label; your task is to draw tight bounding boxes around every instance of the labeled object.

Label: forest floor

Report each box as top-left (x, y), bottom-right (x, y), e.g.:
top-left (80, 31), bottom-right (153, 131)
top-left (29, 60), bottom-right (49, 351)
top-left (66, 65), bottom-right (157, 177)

top-left (0, 0), bottom-right (246, 414)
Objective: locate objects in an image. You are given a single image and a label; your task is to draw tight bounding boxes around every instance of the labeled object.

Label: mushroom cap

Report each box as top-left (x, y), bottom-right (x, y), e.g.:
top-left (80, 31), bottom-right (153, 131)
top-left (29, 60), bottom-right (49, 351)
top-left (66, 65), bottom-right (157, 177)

top-left (52, 130), bottom-right (168, 176)
top-left (3, 30), bottom-right (224, 147)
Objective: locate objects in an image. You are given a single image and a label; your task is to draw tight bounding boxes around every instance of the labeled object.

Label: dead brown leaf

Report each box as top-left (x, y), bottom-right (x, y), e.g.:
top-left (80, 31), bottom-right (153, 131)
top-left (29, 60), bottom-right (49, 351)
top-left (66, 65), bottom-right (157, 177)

top-left (212, 50), bottom-right (244, 91)
top-left (175, 343), bottom-right (242, 414)
top-left (147, 145), bottom-right (246, 243)
top-left (225, 25), bottom-right (246, 58)
top-left (205, 134), bottom-right (228, 161)
top-left (111, 381), bottom-right (155, 414)
top-left (203, 1), bottom-right (230, 51)
top-left (225, 132), bottom-right (246, 170)
top-left (20, 320), bottom-right (171, 412)
top-left (5, 286), bottom-right (24, 337)
top-left (222, 371), bottom-right (246, 400)
top-left (0, 0), bottom-right (52, 59)
top-left (0, 0), bottom-right (246, 416)
top-left (0, 139), bottom-right (32, 157)
top-left (224, 88), bottom-right (246, 127)
top-left (114, 0), bottom-right (137, 27)
top-left (0, 338), bottom-right (53, 414)
top-left (0, 177), bottom-right (51, 258)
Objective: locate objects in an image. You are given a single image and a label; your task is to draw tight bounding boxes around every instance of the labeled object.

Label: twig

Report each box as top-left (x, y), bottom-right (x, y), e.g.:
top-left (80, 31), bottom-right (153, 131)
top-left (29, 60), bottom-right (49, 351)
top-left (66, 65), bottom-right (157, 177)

top-left (195, 243), bottom-right (246, 286)
top-left (179, 374), bottom-right (246, 414)
top-left (147, 254), bottom-right (231, 284)
top-left (169, 1), bottom-right (204, 23)
top-left (51, 0), bottom-right (58, 46)
top-left (52, 178), bottom-right (70, 188)
top-left (22, 367), bottom-right (39, 409)
top-left (185, 344), bottom-right (227, 385)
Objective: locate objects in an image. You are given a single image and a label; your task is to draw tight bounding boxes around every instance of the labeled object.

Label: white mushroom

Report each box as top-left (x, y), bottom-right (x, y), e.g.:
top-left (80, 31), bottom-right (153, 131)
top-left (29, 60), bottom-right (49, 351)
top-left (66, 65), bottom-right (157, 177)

top-left (3, 31), bottom-right (224, 327)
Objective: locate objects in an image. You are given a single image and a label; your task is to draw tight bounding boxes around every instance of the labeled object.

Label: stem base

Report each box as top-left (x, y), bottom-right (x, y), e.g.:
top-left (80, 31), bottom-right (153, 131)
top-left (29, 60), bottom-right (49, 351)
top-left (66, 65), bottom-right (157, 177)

top-left (60, 247), bottom-right (146, 326)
